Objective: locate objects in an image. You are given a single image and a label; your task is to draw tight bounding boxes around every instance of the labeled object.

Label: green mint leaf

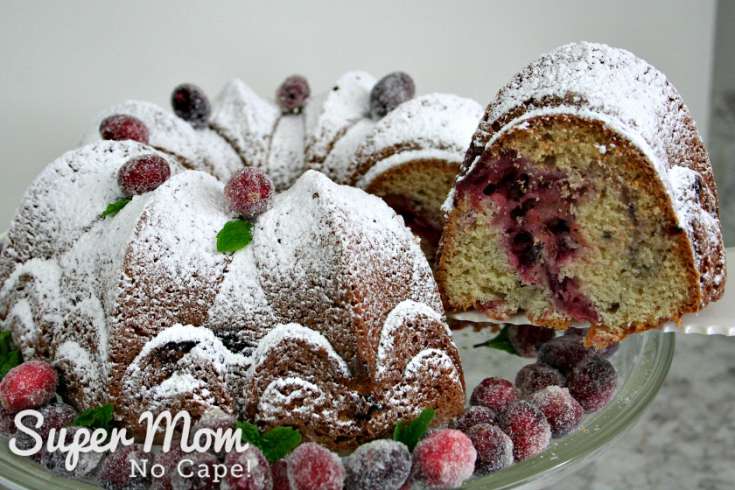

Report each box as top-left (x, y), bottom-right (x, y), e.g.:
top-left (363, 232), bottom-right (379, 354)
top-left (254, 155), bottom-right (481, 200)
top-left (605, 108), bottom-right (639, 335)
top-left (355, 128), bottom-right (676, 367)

top-left (0, 331), bottom-right (22, 380)
top-left (217, 219), bottom-right (254, 253)
top-left (101, 197), bottom-right (132, 218)
top-left (236, 421), bottom-right (301, 462)
top-left (260, 426), bottom-right (302, 462)
top-left (393, 407), bottom-right (435, 451)
top-left (474, 325), bottom-right (517, 355)
top-left (73, 403), bottom-right (114, 431)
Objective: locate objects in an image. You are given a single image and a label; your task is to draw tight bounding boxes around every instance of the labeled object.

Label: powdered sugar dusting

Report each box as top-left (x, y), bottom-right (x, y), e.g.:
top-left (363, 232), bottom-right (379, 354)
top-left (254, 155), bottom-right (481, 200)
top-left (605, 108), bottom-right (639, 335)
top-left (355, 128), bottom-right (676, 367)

top-left (210, 79), bottom-right (280, 171)
top-left (266, 114), bottom-right (306, 191)
top-left (304, 71), bottom-right (376, 166)
top-left (350, 93), bottom-right (483, 184)
top-left (320, 118), bottom-right (375, 184)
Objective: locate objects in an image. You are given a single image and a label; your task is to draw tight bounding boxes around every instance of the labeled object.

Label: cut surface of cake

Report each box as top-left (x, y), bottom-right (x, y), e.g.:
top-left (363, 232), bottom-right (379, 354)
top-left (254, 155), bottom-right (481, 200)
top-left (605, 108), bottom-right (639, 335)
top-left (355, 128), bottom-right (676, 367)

top-left (437, 42), bottom-right (726, 346)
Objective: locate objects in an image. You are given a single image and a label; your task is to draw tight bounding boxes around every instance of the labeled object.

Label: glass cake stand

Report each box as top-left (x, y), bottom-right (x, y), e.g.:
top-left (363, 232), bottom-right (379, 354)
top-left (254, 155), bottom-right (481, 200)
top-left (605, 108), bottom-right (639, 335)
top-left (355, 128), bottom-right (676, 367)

top-left (0, 328), bottom-right (674, 490)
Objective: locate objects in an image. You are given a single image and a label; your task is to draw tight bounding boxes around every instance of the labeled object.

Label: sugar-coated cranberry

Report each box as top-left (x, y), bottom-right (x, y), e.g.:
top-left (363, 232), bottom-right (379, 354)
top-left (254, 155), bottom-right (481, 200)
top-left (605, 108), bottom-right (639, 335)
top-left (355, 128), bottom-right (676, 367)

top-left (507, 324), bottom-right (556, 357)
top-left (172, 451), bottom-right (220, 490)
top-left (0, 405), bottom-right (16, 435)
top-left (149, 448), bottom-right (184, 490)
top-left (40, 426), bottom-right (105, 477)
top-left (498, 400), bottom-right (551, 461)
top-left (287, 442), bottom-right (345, 490)
top-left (470, 377), bottom-right (519, 413)
top-left (344, 439), bottom-right (411, 490)
top-left (171, 83), bottom-right (211, 129)
top-left (222, 444), bottom-right (272, 490)
top-left (529, 386), bottom-right (584, 437)
top-left (537, 336), bottom-right (590, 373)
top-left (410, 428), bottom-right (476, 489)
top-left (450, 405), bottom-right (497, 434)
top-left (466, 423), bottom-right (514, 475)
top-left (14, 403), bottom-right (77, 461)
top-left (100, 114), bottom-right (150, 144)
top-left (276, 75), bottom-right (311, 114)
top-left (0, 361), bottom-right (58, 413)
top-left (99, 444), bottom-right (151, 490)
top-left (370, 72), bottom-right (415, 119)
top-left (117, 154), bottom-right (171, 197)
top-left (225, 168), bottom-right (274, 219)
top-left (191, 407), bottom-right (236, 460)
top-left (568, 355), bottom-right (618, 412)
top-left (271, 459), bottom-right (290, 490)
top-left (515, 362), bottom-right (566, 397)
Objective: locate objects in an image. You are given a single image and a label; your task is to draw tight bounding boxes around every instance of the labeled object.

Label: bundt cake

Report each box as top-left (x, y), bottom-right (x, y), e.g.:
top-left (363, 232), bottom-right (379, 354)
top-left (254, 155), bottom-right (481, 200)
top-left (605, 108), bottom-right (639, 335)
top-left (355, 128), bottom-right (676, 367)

top-left (437, 42), bottom-right (726, 347)
top-left (79, 72), bottom-right (482, 258)
top-left (0, 133), bottom-right (464, 449)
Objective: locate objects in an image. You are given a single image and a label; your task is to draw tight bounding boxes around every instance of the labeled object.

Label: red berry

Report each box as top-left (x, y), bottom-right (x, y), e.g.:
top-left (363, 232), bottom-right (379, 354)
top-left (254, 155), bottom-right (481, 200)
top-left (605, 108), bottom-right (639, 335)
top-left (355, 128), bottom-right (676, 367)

top-left (537, 336), bottom-right (590, 373)
top-left (507, 324), bottom-right (555, 357)
top-left (172, 83), bottom-right (211, 129)
top-left (171, 451), bottom-right (219, 490)
top-left (515, 362), bottom-right (566, 397)
top-left (191, 407), bottom-right (236, 459)
top-left (344, 439), bottom-right (411, 490)
top-left (470, 377), bottom-right (519, 413)
top-left (568, 355), bottom-right (617, 412)
top-left (15, 403), bottom-right (77, 461)
top-left (117, 154), bottom-right (171, 197)
top-left (99, 444), bottom-right (151, 490)
top-left (41, 426), bottom-right (104, 477)
top-left (271, 459), bottom-right (290, 490)
top-left (287, 442), bottom-right (345, 490)
top-left (466, 423), bottom-right (514, 475)
top-left (370, 72), bottom-right (415, 119)
top-left (450, 405), bottom-right (496, 434)
top-left (498, 400), bottom-right (551, 461)
top-left (99, 114), bottom-right (150, 144)
top-left (410, 429), bottom-right (476, 489)
top-left (276, 75), bottom-right (311, 114)
top-left (224, 168), bottom-right (274, 219)
top-left (0, 361), bottom-right (58, 413)
top-left (530, 386), bottom-right (584, 437)
top-left (223, 444), bottom-right (272, 490)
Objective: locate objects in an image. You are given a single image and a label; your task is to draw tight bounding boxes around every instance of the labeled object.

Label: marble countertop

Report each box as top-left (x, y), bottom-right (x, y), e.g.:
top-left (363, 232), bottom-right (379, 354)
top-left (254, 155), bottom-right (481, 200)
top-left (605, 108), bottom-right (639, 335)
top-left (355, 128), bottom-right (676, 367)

top-left (548, 333), bottom-right (735, 490)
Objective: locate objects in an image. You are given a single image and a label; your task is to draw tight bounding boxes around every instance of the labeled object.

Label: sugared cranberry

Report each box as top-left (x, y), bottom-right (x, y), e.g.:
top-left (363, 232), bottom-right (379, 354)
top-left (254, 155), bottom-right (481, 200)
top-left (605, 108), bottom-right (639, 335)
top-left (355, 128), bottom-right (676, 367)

top-left (470, 377), bottom-right (519, 413)
top-left (99, 444), bottom-right (151, 490)
top-left (369, 72), bottom-right (415, 119)
top-left (149, 448), bottom-right (184, 490)
top-left (287, 442), bottom-right (345, 490)
top-left (0, 361), bottom-right (58, 413)
top-left (41, 426), bottom-right (104, 477)
top-left (14, 403), bottom-right (77, 461)
top-left (515, 362), bottom-right (566, 397)
top-left (276, 75), bottom-right (311, 114)
top-left (225, 168), bottom-right (274, 219)
top-left (344, 439), bottom-right (411, 490)
top-left (568, 355), bottom-right (617, 412)
top-left (537, 336), bottom-right (590, 373)
top-left (450, 405), bottom-right (497, 434)
top-left (410, 429), bottom-right (476, 489)
top-left (171, 83), bottom-right (211, 129)
top-left (498, 400), bottom-right (551, 461)
top-left (118, 154), bottom-right (171, 197)
top-left (99, 114), bottom-right (150, 144)
top-left (272, 459), bottom-right (290, 490)
top-left (466, 423), bottom-right (514, 475)
top-left (507, 324), bottom-right (556, 357)
top-left (530, 386), bottom-right (584, 437)
top-left (0, 405), bottom-right (15, 435)
top-left (222, 444), bottom-right (272, 490)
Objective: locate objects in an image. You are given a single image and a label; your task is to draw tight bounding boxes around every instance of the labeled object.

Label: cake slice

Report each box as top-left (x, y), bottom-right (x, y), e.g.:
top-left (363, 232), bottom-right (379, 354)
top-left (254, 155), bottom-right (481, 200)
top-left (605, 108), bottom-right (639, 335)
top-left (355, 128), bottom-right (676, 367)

top-left (437, 42), bottom-right (726, 347)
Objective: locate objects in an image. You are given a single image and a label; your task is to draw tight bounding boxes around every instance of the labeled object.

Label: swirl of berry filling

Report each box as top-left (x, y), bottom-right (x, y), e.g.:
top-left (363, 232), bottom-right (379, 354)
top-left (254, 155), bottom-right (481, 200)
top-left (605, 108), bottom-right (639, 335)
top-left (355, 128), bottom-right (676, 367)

top-left (457, 153), bottom-right (599, 323)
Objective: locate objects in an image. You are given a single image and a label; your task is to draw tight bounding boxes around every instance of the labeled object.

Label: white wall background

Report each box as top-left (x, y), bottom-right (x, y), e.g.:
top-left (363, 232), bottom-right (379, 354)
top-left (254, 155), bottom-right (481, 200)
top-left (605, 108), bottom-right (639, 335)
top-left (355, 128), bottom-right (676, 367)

top-left (0, 0), bottom-right (717, 227)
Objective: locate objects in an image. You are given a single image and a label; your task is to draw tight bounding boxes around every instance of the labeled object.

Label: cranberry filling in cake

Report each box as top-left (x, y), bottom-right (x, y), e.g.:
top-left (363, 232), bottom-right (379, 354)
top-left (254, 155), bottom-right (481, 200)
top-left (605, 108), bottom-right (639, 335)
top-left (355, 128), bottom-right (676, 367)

top-left (456, 153), bottom-right (598, 323)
